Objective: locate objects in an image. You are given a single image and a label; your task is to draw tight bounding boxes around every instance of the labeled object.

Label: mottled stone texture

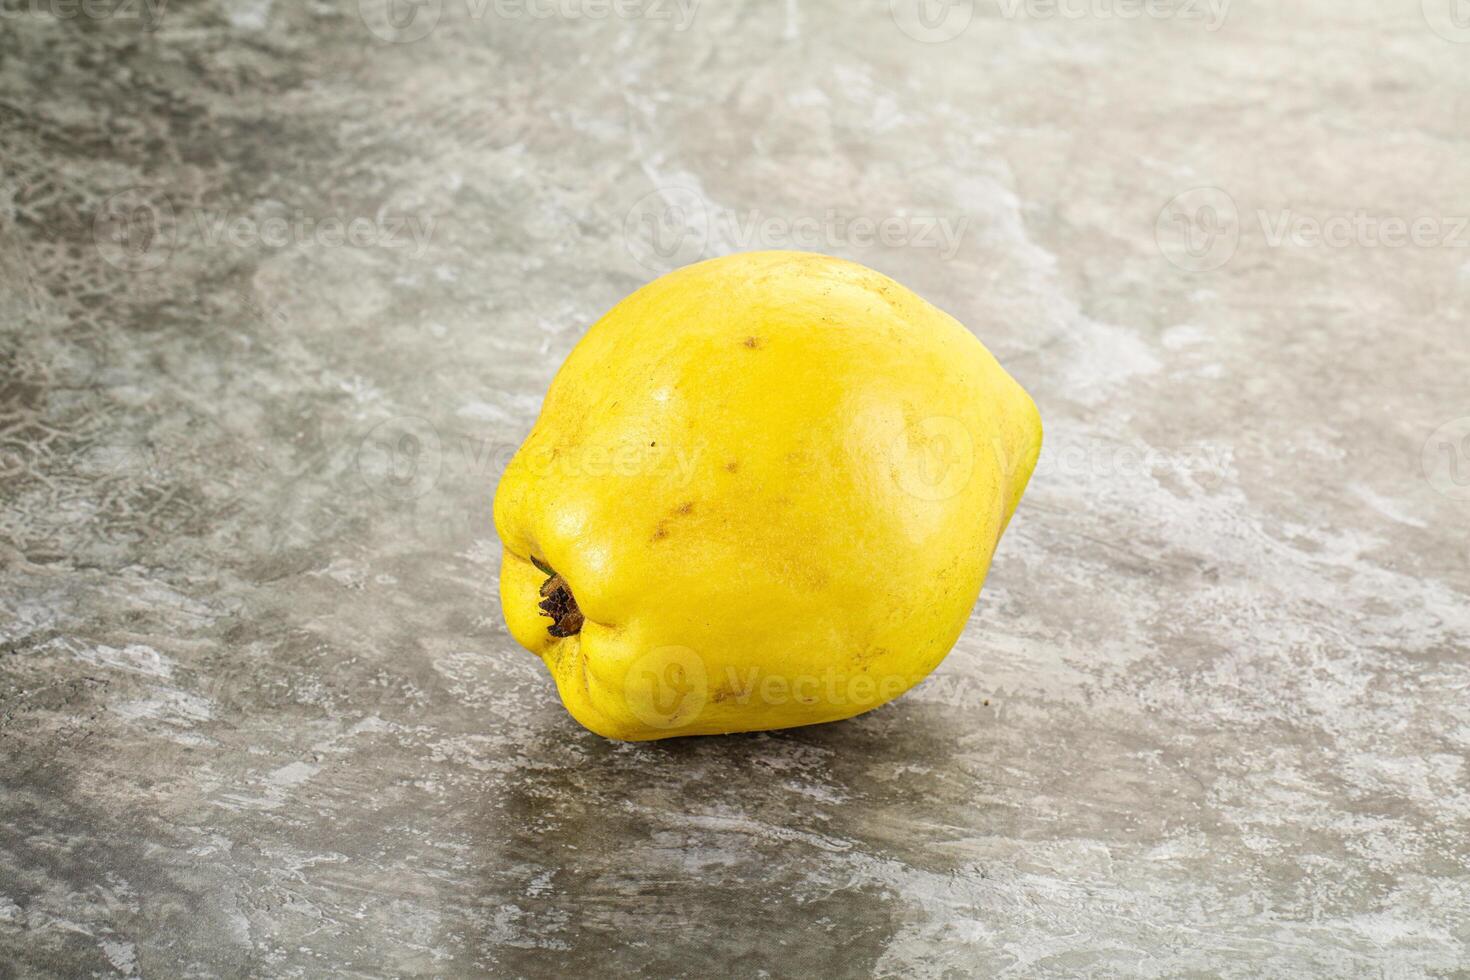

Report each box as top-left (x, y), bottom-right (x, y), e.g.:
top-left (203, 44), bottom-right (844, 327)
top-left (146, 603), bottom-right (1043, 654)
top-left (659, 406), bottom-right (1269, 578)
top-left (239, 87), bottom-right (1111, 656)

top-left (2, 0), bottom-right (1468, 976)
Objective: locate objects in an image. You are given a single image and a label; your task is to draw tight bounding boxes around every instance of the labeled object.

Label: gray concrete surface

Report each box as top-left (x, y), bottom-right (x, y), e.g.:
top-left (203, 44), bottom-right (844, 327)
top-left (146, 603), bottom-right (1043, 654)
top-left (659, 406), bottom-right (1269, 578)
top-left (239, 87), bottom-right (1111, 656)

top-left (3, 0), bottom-right (1469, 976)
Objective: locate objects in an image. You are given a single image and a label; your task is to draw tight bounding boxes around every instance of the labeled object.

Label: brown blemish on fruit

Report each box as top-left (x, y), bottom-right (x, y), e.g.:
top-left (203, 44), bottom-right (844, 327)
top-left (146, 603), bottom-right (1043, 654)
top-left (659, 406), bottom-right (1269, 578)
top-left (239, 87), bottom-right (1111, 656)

top-left (531, 558), bottom-right (583, 638)
top-left (725, 460), bottom-right (739, 473)
top-left (652, 502), bottom-right (695, 542)
top-left (742, 336), bottom-right (763, 350)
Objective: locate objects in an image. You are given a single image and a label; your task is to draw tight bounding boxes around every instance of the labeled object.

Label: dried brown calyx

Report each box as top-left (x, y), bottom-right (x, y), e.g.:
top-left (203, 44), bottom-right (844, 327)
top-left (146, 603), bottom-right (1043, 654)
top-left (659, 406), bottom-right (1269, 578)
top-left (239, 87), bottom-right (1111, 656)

top-left (532, 557), bottom-right (583, 638)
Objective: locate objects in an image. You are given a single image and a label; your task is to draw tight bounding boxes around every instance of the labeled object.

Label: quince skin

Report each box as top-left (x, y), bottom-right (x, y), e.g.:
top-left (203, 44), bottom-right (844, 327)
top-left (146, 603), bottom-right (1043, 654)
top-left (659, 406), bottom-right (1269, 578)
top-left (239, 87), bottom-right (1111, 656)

top-left (494, 251), bottom-right (1041, 740)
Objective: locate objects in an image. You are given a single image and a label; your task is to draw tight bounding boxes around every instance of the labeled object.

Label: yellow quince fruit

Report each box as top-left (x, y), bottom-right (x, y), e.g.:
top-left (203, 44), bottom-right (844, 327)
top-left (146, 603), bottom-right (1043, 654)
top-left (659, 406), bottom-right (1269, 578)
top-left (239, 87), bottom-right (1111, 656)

top-left (494, 251), bottom-right (1041, 740)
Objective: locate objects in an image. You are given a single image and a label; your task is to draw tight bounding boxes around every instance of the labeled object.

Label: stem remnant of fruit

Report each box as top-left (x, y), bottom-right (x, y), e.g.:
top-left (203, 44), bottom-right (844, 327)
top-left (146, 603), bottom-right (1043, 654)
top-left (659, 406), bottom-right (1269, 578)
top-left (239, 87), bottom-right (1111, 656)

top-left (535, 563), bottom-right (583, 638)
